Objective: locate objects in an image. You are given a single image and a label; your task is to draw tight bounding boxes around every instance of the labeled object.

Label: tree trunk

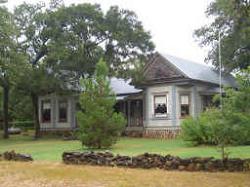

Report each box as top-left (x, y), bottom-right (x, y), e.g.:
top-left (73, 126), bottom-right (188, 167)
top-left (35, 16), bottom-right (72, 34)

top-left (31, 93), bottom-right (40, 139)
top-left (2, 83), bottom-right (9, 139)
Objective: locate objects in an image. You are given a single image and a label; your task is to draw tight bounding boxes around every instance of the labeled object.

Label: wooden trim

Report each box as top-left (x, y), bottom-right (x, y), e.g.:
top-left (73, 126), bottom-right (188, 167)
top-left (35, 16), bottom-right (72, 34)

top-left (153, 93), bottom-right (168, 118)
top-left (58, 99), bottom-right (68, 123)
top-left (178, 92), bottom-right (191, 118)
top-left (143, 52), bottom-right (188, 79)
top-left (41, 99), bottom-right (52, 123)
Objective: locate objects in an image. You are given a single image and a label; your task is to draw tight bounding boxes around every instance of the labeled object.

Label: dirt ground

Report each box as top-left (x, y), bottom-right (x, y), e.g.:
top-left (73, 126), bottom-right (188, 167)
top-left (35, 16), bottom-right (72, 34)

top-left (0, 161), bottom-right (249, 187)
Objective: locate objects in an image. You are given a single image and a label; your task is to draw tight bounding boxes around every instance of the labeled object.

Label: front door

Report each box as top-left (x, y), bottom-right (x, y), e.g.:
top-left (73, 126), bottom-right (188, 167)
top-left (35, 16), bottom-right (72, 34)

top-left (129, 100), bottom-right (143, 127)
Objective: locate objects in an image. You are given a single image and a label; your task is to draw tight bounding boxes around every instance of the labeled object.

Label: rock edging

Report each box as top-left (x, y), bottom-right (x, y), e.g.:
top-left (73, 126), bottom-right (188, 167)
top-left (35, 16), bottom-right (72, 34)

top-left (0, 151), bottom-right (33, 162)
top-left (62, 151), bottom-right (250, 172)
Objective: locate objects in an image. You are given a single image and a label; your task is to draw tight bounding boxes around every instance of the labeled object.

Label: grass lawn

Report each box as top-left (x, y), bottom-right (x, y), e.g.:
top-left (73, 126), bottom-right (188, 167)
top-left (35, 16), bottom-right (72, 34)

top-left (0, 132), bottom-right (250, 161)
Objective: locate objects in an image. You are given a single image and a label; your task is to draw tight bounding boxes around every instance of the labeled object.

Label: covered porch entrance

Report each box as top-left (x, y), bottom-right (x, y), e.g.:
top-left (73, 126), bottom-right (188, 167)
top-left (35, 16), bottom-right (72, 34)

top-left (114, 94), bottom-right (144, 129)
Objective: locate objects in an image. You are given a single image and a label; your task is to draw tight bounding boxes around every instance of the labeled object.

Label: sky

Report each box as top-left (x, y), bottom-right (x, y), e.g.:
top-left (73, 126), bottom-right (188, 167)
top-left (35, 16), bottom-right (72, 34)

top-left (6, 0), bottom-right (213, 63)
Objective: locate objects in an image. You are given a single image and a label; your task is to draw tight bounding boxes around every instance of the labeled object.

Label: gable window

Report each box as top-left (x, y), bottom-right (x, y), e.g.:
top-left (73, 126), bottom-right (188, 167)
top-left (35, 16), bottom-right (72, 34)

top-left (180, 95), bottom-right (190, 117)
top-left (59, 100), bottom-right (68, 122)
top-left (154, 95), bottom-right (167, 117)
top-left (41, 100), bottom-right (51, 123)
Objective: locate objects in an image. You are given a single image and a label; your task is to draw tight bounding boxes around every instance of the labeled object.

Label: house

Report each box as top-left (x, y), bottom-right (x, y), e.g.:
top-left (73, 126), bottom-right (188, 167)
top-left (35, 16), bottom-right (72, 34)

top-left (38, 52), bottom-right (236, 138)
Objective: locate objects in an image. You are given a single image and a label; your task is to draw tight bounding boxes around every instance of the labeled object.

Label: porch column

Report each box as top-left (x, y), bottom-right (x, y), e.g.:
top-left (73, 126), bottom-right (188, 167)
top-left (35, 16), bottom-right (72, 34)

top-left (171, 85), bottom-right (177, 126)
top-left (191, 86), bottom-right (198, 118)
top-left (127, 100), bottom-right (131, 127)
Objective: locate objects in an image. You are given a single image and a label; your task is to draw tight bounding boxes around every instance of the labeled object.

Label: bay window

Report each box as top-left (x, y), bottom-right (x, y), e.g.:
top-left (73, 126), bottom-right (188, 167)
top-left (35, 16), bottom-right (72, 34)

top-left (154, 95), bottom-right (167, 117)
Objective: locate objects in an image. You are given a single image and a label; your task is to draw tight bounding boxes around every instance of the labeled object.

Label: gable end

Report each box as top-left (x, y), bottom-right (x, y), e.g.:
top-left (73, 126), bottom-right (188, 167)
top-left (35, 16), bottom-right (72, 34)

top-left (143, 53), bottom-right (187, 82)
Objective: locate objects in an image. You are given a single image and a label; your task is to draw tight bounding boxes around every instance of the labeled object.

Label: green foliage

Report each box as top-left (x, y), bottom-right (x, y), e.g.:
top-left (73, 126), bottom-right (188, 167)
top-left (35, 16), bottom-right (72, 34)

top-left (194, 0), bottom-right (250, 72)
top-left (181, 67), bottom-right (250, 159)
top-left (9, 89), bottom-right (33, 121)
top-left (46, 3), bottom-right (154, 77)
top-left (181, 109), bottom-right (225, 145)
top-left (10, 121), bottom-right (34, 131)
top-left (77, 59), bottom-right (125, 149)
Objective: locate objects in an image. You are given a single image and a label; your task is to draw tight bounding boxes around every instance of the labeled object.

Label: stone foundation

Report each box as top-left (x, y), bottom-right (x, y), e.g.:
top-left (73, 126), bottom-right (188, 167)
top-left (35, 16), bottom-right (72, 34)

top-left (143, 128), bottom-right (181, 139)
top-left (125, 127), bottom-right (181, 139)
top-left (62, 151), bottom-right (250, 172)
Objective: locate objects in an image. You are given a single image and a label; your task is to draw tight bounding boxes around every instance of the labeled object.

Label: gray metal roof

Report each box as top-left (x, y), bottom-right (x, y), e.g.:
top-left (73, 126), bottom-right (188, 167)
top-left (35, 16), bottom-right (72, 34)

top-left (110, 77), bottom-right (142, 95)
top-left (161, 53), bottom-right (237, 87)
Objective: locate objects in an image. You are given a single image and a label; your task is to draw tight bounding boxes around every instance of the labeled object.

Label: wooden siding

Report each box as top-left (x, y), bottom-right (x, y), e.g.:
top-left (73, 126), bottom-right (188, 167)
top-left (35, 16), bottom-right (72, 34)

top-left (38, 94), bottom-right (77, 131)
top-left (143, 54), bottom-right (186, 82)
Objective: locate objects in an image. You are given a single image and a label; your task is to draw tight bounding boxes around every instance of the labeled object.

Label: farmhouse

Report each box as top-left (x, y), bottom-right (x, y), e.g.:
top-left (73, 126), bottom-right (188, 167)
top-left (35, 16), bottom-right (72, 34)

top-left (38, 52), bottom-right (236, 138)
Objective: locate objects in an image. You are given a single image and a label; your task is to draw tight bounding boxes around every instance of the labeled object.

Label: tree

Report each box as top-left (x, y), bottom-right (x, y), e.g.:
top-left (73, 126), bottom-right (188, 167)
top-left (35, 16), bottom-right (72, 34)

top-left (0, 3), bottom-right (22, 138)
top-left (46, 3), bottom-right (154, 77)
top-left (14, 1), bottom-right (65, 138)
top-left (220, 66), bottom-right (250, 145)
top-left (14, 1), bottom-right (154, 138)
top-left (194, 0), bottom-right (250, 72)
top-left (77, 59), bottom-right (125, 149)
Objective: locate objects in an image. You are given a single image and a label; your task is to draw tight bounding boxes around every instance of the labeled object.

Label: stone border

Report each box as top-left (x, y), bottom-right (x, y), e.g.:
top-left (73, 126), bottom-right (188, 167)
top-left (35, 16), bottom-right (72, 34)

top-left (62, 151), bottom-right (250, 172)
top-left (0, 151), bottom-right (33, 162)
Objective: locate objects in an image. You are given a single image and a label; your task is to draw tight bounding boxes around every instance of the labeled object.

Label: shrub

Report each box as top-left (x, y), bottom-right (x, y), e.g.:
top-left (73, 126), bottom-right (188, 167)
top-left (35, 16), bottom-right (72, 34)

top-left (181, 67), bottom-right (250, 159)
top-left (10, 121), bottom-right (34, 131)
top-left (181, 108), bottom-right (223, 145)
top-left (77, 59), bottom-right (125, 149)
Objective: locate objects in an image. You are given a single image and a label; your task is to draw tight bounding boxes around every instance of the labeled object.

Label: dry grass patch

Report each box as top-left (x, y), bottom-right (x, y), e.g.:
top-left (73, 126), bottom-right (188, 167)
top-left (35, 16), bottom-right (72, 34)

top-left (0, 161), bottom-right (250, 187)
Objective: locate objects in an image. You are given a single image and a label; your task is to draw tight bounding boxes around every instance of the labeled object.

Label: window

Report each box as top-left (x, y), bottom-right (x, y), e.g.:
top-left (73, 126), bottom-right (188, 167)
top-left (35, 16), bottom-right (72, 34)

top-left (154, 95), bottom-right (167, 117)
top-left (202, 95), bottom-right (219, 111)
top-left (180, 95), bottom-right (190, 117)
top-left (41, 100), bottom-right (51, 123)
top-left (59, 100), bottom-right (68, 122)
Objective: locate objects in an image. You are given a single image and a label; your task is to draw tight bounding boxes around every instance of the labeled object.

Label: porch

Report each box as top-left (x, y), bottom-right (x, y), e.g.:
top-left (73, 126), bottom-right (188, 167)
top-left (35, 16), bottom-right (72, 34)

top-left (114, 94), bottom-right (144, 136)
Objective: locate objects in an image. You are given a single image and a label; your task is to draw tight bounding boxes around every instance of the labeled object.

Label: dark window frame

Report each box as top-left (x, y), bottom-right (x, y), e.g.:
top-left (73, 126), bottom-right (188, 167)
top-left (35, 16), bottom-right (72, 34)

top-left (153, 94), bottom-right (168, 118)
top-left (41, 99), bottom-right (52, 123)
top-left (58, 99), bottom-right (68, 123)
top-left (179, 94), bottom-right (191, 118)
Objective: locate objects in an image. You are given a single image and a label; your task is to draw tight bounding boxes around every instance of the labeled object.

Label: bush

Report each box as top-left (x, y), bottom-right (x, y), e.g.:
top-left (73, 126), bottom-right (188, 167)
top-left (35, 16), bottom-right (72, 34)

top-left (77, 59), bottom-right (125, 149)
top-left (181, 67), bottom-right (250, 148)
top-left (10, 121), bottom-right (34, 131)
top-left (181, 109), bottom-right (223, 145)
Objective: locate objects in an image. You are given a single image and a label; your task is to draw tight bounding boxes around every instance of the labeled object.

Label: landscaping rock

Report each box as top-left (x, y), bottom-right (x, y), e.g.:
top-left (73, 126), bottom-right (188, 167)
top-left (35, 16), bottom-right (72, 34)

top-left (62, 151), bottom-right (250, 172)
top-left (178, 165), bottom-right (186, 171)
top-left (3, 151), bottom-right (33, 162)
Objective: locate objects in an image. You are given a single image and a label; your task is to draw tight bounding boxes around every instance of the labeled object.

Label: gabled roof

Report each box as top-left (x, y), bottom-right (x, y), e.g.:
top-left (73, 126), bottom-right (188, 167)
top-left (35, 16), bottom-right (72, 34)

top-left (142, 52), bottom-right (237, 87)
top-left (161, 53), bottom-right (237, 87)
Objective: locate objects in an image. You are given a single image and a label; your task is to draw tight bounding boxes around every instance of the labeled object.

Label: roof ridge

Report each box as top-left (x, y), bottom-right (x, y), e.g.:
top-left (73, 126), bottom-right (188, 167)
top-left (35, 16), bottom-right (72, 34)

top-left (162, 53), bottom-right (212, 68)
top-left (158, 53), bottom-right (190, 78)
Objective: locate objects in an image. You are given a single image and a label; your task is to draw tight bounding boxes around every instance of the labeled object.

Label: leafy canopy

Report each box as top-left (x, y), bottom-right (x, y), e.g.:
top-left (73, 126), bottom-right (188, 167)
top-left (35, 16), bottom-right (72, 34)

top-left (46, 3), bottom-right (154, 77)
top-left (194, 0), bottom-right (250, 72)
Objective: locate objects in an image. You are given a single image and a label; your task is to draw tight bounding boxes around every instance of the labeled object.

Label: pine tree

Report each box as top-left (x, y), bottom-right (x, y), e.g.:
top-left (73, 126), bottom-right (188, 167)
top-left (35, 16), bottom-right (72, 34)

top-left (77, 59), bottom-right (125, 149)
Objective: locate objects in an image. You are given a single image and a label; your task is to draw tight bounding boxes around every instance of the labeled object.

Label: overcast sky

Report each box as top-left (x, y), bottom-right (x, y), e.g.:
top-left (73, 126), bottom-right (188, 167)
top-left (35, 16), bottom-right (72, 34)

top-left (6, 0), bottom-right (213, 63)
